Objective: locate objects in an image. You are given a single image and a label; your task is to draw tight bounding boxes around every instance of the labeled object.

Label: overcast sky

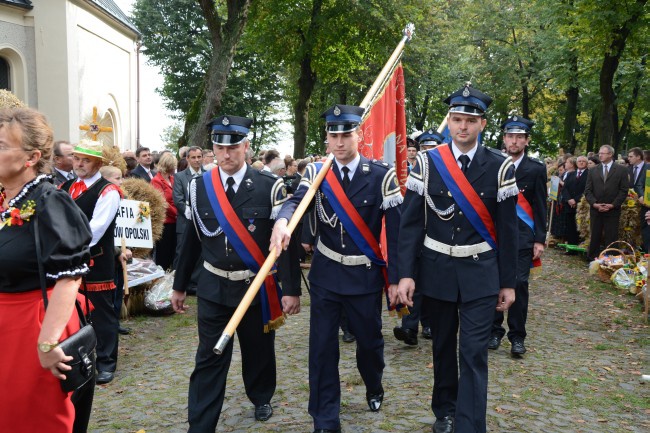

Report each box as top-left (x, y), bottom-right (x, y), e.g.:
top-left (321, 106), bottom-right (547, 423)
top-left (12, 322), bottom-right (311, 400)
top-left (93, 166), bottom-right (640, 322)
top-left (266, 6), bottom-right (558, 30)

top-left (113, 0), bottom-right (176, 150)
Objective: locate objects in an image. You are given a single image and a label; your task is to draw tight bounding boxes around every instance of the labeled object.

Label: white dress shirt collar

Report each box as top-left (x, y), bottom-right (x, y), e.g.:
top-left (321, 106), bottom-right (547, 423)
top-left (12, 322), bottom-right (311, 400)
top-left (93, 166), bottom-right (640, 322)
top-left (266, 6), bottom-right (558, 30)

top-left (335, 153), bottom-right (361, 181)
top-left (78, 171), bottom-right (101, 186)
top-left (450, 142), bottom-right (479, 169)
top-left (219, 164), bottom-right (248, 192)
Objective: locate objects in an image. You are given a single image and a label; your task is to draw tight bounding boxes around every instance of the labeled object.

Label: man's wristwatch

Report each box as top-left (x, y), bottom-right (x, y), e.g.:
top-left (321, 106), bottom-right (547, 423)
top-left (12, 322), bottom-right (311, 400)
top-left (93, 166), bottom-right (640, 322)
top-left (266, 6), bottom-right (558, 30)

top-left (38, 341), bottom-right (59, 353)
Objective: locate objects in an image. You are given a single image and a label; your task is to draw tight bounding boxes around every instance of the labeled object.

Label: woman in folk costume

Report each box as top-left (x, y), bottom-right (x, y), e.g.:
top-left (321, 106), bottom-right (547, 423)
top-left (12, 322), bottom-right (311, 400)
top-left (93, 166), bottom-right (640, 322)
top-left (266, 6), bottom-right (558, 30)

top-left (0, 107), bottom-right (92, 432)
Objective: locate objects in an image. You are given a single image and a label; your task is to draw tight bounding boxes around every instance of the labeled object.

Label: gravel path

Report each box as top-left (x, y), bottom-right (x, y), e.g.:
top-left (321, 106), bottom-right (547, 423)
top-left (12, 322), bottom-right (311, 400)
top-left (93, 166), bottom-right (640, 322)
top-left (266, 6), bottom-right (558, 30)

top-left (89, 248), bottom-right (649, 432)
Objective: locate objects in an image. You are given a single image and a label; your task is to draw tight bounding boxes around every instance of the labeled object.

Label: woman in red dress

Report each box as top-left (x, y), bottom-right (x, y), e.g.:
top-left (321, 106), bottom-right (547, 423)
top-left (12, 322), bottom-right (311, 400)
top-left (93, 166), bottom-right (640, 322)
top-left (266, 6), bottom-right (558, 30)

top-left (151, 151), bottom-right (178, 271)
top-left (0, 107), bottom-right (92, 433)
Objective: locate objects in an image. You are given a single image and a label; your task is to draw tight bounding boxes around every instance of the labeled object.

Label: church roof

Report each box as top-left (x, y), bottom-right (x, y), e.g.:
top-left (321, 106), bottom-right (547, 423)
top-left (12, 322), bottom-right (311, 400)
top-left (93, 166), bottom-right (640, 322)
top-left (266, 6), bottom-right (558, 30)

top-left (0, 0), bottom-right (33, 9)
top-left (87, 0), bottom-right (140, 36)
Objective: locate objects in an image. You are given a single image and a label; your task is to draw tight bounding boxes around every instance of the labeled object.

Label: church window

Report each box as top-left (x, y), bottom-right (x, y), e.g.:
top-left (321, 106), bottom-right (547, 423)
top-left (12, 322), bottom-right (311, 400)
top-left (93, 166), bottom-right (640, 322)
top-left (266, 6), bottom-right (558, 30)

top-left (0, 58), bottom-right (9, 91)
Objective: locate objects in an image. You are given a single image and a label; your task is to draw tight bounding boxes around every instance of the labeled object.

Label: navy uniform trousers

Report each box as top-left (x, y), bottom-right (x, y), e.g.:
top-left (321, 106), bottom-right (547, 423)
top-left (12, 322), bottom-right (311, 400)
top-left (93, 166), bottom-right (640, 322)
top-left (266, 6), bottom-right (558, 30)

top-left (424, 293), bottom-right (497, 430)
top-left (308, 283), bottom-right (384, 430)
top-left (492, 248), bottom-right (533, 341)
top-left (188, 299), bottom-right (275, 432)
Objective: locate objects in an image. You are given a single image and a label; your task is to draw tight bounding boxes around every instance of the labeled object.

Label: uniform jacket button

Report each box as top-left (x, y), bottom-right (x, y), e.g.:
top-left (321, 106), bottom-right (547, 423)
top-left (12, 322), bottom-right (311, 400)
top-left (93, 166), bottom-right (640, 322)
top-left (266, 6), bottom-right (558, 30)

top-left (456, 227), bottom-right (461, 232)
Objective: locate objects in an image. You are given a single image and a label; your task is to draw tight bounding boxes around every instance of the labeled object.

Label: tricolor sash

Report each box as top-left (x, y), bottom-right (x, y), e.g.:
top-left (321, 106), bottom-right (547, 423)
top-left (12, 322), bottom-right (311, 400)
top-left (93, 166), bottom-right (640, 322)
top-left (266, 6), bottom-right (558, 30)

top-left (516, 191), bottom-right (542, 268)
top-left (314, 162), bottom-right (407, 316)
top-left (428, 145), bottom-right (498, 250)
top-left (202, 170), bottom-right (284, 332)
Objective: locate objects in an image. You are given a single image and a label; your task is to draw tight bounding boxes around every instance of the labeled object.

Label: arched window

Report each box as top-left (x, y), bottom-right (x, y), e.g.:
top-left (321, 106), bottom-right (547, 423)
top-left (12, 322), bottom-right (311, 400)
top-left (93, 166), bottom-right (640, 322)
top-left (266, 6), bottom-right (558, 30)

top-left (0, 57), bottom-right (10, 91)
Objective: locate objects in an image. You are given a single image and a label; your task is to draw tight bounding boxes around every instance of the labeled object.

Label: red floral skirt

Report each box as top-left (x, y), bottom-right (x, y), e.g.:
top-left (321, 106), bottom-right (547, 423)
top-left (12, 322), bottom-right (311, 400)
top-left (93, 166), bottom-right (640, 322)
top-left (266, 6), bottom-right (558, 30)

top-left (0, 289), bottom-right (84, 433)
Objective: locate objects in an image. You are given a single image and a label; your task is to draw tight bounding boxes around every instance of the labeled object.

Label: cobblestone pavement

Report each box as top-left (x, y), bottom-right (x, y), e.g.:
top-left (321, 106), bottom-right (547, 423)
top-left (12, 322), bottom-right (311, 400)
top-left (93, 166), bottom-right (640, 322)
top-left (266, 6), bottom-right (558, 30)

top-left (90, 248), bottom-right (649, 432)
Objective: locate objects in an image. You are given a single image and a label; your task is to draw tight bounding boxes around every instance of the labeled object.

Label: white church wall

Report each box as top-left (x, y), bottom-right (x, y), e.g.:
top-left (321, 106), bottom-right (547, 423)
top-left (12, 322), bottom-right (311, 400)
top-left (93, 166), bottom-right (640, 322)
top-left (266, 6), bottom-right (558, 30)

top-left (72, 1), bottom-right (137, 149)
top-left (0, 9), bottom-right (37, 107)
top-left (25, 0), bottom-right (137, 147)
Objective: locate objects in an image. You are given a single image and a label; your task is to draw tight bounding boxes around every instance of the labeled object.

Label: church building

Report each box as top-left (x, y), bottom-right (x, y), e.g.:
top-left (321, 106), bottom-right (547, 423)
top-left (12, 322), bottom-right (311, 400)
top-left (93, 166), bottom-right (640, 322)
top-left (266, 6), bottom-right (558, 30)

top-left (0, 0), bottom-right (140, 148)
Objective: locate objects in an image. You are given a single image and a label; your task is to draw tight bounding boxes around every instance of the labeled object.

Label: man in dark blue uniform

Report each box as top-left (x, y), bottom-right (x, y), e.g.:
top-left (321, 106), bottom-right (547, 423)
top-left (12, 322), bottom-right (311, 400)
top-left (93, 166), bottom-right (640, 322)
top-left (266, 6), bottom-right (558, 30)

top-left (488, 116), bottom-right (547, 357)
top-left (171, 115), bottom-right (300, 432)
top-left (417, 129), bottom-right (445, 151)
top-left (271, 105), bottom-right (402, 433)
top-left (394, 85), bottom-right (518, 433)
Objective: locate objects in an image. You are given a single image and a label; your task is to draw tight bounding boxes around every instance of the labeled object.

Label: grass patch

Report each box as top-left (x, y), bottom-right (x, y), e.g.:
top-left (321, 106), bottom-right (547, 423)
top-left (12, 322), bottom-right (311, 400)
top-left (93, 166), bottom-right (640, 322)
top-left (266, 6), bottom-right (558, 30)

top-left (594, 343), bottom-right (613, 350)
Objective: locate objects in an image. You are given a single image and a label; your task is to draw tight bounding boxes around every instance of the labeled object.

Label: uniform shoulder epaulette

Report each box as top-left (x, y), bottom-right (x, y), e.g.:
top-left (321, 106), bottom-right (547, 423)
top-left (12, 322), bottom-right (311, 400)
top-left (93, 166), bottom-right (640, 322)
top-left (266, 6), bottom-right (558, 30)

top-left (298, 162), bottom-right (319, 189)
top-left (405, 152), bottom-right (426, 196)
top-left (258, 169), bottom-right (279, 180)
top-left (485, 146), bottom-right (507, 159)
top-left (270, 177), bottom-right (287, 219)
top-left (370, 159), bottom-right (391, 170)
top-left (528, 156), bottom-right (544, 166)
top-left (381, 166), bottom-right (403, 209)
top-left (497, 156), bottom-right (519, 202)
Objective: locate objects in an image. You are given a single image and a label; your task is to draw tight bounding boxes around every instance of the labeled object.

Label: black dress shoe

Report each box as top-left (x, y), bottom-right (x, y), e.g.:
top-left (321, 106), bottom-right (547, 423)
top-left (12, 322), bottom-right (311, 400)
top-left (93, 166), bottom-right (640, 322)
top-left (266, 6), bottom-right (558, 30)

top-left (96, 371), bottom-right (114, 384)
top-left (421, 327), bottom-right (432, 339)
top-left (313, 429), bottom-right (341, 433)
top-left (487, 334), bottom-right (502, 350)
top-left (342, 330), bottom-right (356, 343)
top-left (393, 326), bottom-right (418, 345)
top-left (433, 415), bottom-right (454, 433)
top-left (510, 338), bottom-right (527, 356)
top-left (254, 403), bottom-right (273, 421)
top-left (118, 326), bottom-right (131, 335)
top-left (366, 389), bottom-right (384, 412)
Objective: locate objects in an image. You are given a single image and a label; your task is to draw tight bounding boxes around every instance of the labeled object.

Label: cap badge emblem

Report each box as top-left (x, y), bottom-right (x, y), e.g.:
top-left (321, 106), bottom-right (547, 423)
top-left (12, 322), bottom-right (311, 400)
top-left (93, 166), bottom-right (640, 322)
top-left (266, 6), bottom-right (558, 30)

top-left (333, 106), bottom-right (341, 116)
top-left (222, 117), bottom-right (230, 126)
top-left (513, 116), bottom-right (518, 122)
top-left (462, 87), bottom-right (470, 97)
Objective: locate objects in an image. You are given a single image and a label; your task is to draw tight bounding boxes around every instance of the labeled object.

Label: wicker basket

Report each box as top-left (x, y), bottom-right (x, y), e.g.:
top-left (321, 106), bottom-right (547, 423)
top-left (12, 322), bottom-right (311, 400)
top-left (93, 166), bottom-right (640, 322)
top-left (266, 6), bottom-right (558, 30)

top-left (597, 248), bottom-right (628, 282)
top-left (604, 241), bottom-right (638, 263)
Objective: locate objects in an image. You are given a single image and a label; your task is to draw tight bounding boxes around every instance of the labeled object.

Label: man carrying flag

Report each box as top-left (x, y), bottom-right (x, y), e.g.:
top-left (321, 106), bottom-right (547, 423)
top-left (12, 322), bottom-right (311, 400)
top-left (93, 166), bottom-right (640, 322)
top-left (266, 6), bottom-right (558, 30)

top-left (271, 105), bottom-right (402, 433)
top-left (488, 115), bottom-right (547, 357)
top-left (394, 84), bottom-right (518, 433)
top-left (171, 115), bottom-right (300, 432)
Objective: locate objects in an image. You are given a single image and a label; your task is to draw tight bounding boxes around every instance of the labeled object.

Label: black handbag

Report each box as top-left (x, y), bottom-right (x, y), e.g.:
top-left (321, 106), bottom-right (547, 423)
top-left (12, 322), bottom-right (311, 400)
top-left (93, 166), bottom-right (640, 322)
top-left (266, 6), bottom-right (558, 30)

top-left (35, 215), bottom-right (97, 393)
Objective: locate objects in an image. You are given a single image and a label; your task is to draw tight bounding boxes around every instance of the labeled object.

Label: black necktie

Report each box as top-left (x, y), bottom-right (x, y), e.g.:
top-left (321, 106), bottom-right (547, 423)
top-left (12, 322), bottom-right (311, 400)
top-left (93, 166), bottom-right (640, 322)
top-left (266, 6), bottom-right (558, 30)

top-left (226, 177), bottom-right (236, 202)
top-left (341, 166), bottom-right (351, 191)
top-left (634, 166), bottom-right (639, 182)
top-left (577, 170), bottom-right (582, 179)
top-left (459, 155), bottom-right (470, 173)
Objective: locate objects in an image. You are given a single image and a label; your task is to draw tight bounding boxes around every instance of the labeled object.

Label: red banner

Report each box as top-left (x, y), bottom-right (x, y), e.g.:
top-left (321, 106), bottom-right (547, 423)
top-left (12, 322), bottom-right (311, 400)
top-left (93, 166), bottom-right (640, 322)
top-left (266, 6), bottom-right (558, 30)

top-left (360, 63), bottom-right (408, 193)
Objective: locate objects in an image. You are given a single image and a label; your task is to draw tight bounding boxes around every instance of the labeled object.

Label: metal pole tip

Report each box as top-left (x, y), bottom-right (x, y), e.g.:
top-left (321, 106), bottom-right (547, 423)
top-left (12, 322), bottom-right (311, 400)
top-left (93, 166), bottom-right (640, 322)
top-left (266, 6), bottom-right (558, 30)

top-left (213, 334), bottom-right (231, 355)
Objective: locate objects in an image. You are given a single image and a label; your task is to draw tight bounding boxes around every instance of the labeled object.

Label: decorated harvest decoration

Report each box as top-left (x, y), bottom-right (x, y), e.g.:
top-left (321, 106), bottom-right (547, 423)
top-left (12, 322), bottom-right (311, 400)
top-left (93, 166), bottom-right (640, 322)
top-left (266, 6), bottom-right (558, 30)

top-left (79, 106), bottom-right (114, 144)
top-left (0, 89), bottom-right (25, 110)
top-left (137, 202), bottom-right (150, 223)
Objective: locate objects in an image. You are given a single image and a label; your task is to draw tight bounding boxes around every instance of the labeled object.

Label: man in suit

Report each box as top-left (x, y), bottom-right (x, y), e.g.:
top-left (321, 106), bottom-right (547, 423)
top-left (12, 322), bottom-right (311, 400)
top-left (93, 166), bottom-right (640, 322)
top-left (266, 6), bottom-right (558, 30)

top-left (271, 105), bottom-right (402, 433)
top-left (628, 147), bottom-right (650, 251)
top-left (171, 115), bottom-right (300, 432)
top-left (395, 85), bottom-right (518, 433)
top-left (562, 155), bottom-right (589, 247)
top-left (129, 146), bottom-right (156, 182)
top-left (52, 140), bottom-right (75, 186)
top-left (172, 146), bottom-right (204, 272)
top-left (488, 115), bottom-right (547, 357)
top-left (585, 144), bottom-right (629, 260)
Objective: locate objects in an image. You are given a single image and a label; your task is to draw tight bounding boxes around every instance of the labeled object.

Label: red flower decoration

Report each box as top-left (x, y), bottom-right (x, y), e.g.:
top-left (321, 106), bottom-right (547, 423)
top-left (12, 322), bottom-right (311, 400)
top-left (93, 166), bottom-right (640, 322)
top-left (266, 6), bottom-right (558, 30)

top-left (10, 208), bottom-right (23, 226)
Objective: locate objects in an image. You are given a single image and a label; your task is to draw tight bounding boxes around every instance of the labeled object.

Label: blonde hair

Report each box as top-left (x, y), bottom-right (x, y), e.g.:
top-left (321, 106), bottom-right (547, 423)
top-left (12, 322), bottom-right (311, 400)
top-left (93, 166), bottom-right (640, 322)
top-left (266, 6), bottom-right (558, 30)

top-left (100, 165), bottom-right (122, 180)
top-left (157, 151), bottom-right (177, 174)
top-left (0, 107), bottom-right (53, 174)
